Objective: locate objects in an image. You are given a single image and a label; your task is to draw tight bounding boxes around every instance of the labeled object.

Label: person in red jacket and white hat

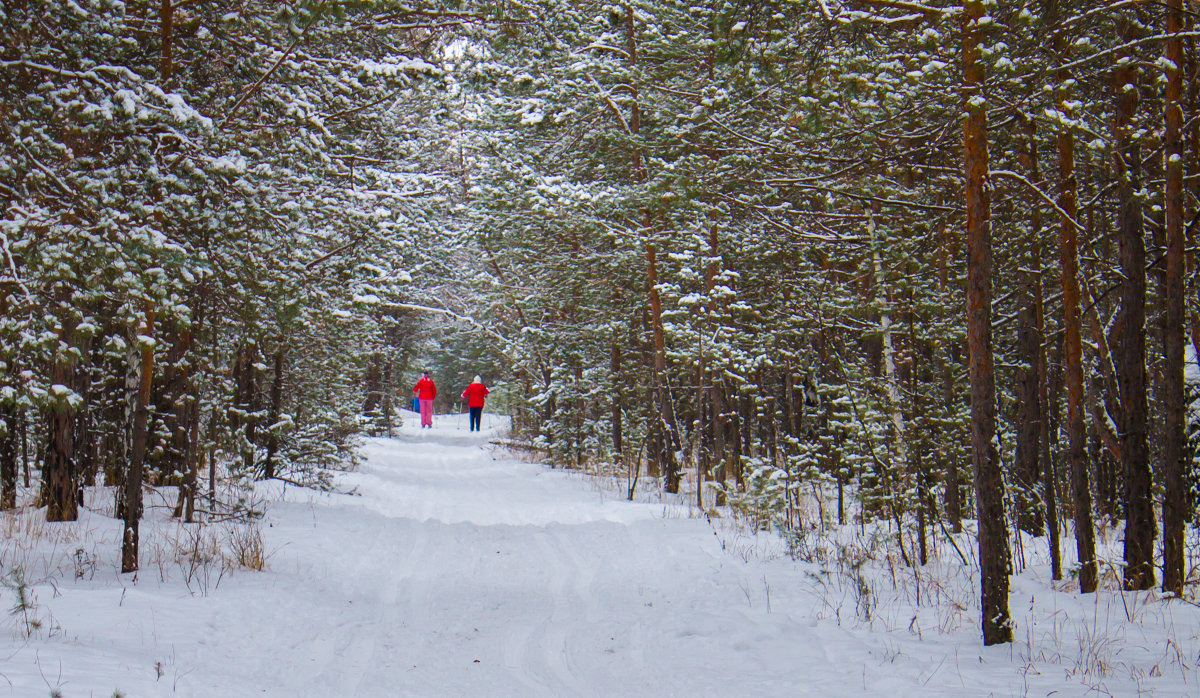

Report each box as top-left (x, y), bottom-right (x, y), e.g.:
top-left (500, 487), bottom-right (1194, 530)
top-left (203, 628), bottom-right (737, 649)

top-left (461, 376), bottom-right (490, 432)
top-left (413, 371), bottom-right (437, 428)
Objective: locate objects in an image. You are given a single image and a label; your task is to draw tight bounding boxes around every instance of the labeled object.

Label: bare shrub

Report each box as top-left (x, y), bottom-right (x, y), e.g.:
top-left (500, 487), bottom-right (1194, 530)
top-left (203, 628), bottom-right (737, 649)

top-left (225, 523), bottom-right (266, 571)
top-left (173, 525), bottom-right (227, 597)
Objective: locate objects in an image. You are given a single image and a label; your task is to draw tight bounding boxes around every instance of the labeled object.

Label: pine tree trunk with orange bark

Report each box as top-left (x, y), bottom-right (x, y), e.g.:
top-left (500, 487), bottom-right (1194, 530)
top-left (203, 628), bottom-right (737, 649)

top-left (963, 0), bottom-right (1012, 646)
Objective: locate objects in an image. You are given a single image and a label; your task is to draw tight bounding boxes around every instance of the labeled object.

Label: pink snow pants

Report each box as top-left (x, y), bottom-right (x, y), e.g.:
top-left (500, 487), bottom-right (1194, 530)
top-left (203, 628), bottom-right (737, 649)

top-left (419, 398), bottom-right (434, 427)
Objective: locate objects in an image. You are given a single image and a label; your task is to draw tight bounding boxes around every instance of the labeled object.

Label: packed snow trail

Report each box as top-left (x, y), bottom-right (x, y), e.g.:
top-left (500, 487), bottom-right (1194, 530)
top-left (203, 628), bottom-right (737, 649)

top-left (6, 412), bottom-right (1200, 696)
top-left (232, 417), bottom-right (850, 697)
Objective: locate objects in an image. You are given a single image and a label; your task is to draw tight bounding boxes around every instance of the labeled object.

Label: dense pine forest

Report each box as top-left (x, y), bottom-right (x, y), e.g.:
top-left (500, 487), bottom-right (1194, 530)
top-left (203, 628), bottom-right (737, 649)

top-left (4, 0), bottom-right (1200, 652)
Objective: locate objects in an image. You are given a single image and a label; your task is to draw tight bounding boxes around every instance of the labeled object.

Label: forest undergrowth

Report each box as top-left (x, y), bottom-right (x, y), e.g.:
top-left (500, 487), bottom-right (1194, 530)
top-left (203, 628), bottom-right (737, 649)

top-left (0, 472), bottom-right (281, 635)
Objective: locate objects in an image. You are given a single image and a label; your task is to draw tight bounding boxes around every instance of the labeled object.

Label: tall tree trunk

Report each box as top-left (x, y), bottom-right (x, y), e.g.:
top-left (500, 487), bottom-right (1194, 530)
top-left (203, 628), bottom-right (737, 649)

top-left (73, 335), bottom-right (95, 500)
top-left (1039, 299), bottom-right (1062, 580)
top-left (1017, 302), bottom-right (1047, 518)
top-left (728, 389), bottom-right (743, 489)
top-left (263, 345), bottom-right (286, 480)
top-left (647, 242), bottom-right (680, 493)
top-left (639, 310), bottom-right (660, 479)
top-left (1050, 0), bottom-right (1097, 594)
top-left (123, 304), bottom-right (155, 573)
top-left (705, 225), bottom-right (727, 505)
top-left (964, 0), bottom-right (1011, 645)
top-left (178, 394), bottom-right (201, 523)
top-left (174, 288), bottom-right (207, 521)
top-left (167, 324), bottom-right (193, 492)
top-left (911, 336), bottom-right (932, 566)
top-left (622, 4), bottom-right (678, 489)
top-left (1112, 20), bottom-right (1154, 591)
top-left (611, 330), bottom-right (624, 460)
top-left (207, 404), bottom-right (218, 501)
top-left (1060, 131), bottom-right (1097, 593)
top-left (159, 0), bottom-right (173, 81)
top-left (942, 350), bottom-right (962, 533)
top-left (697, 328), bottom-right (707, 508)
top-left (20, 410), bottom-right (29, 488)
top-left (1014, 115), bottom-right (1045, 536)
top-left (711, 379), bottom-right (727, 505)
top-left (0, 285), bottom-right (15, 509)
top-left (1187, 13), bottom-right (1200, 381)
top-left (764, 395), bottom-right (778, 467)
top-left (231, 343), bottom-right (260, 475)
top-left (1161, 0), bottom-right (1188, 597)
top-left (382, 360), bottom-right (394, 435)
top-left (937, 218), bottom-right (963, 534)
top-left (783, 371), bottom-right (795, 444)
top-left (43, 291), bottom-right (79, 522)
top-left (871, 214), bottom-right (909, 488)
top-left (624, 2), bottom-right (646, 180)
top-left (1, 403), bottom-right (16, 510)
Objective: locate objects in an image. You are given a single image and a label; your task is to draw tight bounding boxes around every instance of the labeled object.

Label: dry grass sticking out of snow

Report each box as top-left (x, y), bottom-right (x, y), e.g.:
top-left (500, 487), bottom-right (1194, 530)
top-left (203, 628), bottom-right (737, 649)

top-left (1, 485), bottom-right (273, 604)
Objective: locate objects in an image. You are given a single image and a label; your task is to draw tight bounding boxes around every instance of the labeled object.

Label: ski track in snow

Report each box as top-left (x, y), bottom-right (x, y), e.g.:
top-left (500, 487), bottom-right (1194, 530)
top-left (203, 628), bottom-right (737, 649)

top-left (4, 412), bottom-right (1200, 696)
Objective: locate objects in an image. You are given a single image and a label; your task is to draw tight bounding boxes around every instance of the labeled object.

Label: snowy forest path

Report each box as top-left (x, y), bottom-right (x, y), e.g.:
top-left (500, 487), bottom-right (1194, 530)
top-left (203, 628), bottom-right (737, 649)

top-left (229, 413), bottom-right (862, 697)
top-left (3, 413), bottom-right (1019, 697)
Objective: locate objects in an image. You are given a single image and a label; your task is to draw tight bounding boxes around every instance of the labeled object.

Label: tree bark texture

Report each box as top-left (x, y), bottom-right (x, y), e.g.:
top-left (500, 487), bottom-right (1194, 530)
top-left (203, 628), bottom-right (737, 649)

top-left (0, 280), bottom-right (16, 509)
top-left (1053, 1), bottom-right (1097, 594)
top-left (159, 0), bottom-right (173, 80)
top-left (263, 345), bottom-right (286, 480)
top-left (1, 403), bottom-right (16, 510)
top-left (123, 304), bottom-right (156, 573)
top-left (43, 294), bottom-right (79, 522)
top-left (1113, 23), bottom-right (1154, 591)
top-left (963, 0), bottom-right (1012, 645)
top-left (942, 351), bottom-right (962, 533)
top-left (232, 343), bottom-right (260, 474)
top-left (611, 332), bottom-right (624, 459)
top-left (1161, 0), bottom-right (1188, 597)
top-left (647, 242), bottom-right (680, 493)
top-left (1013, 115), bottom-right (1045, 537)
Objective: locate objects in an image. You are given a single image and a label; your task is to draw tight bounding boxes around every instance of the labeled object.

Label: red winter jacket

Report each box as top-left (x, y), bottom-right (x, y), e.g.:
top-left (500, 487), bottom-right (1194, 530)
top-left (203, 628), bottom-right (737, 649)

top-left (413, 376), bottom-right (437, 400)
top-left (461, 382), bottom-right (489, 408)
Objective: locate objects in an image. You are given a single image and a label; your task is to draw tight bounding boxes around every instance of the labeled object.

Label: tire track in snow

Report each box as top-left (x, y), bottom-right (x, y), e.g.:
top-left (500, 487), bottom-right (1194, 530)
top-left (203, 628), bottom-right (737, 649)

top-left (350, 516), bottom-right (426, 694)
top-left (305, 511), bottom-right (400, 694)
top-left (616, 524), bottom-right (650, 676)
top-left (298, 456), bottom-right (432, 695)
top-left (403, 517), bottom-right (436, 635)
top-left (551, 524), bottom-right (602, 625)
top-left (336, 518), bottom-right (387, 694)
top-left (500, 527), bottom-right (587, 697)
top-left (501, 613), bottom-right (543, 695)
top-left (535, 529), bottom-right (586, 695)
top-left (501, 528), bottom-right (560, 697)
top-left (295, 431), bottom-right (644, 694)
top-left (265, 511), bottom-right (382, 694)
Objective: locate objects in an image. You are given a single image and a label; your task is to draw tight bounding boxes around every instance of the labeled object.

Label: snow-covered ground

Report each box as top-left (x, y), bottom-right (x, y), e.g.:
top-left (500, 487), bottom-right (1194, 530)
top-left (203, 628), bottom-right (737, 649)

top-left (3, 412), bottom-right (1200, 696)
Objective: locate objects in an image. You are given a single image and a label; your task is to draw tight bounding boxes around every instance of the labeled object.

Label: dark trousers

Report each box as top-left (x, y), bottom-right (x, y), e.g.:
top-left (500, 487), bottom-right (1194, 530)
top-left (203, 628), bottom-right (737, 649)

top-left (469, 406), bottom-right (483, 431)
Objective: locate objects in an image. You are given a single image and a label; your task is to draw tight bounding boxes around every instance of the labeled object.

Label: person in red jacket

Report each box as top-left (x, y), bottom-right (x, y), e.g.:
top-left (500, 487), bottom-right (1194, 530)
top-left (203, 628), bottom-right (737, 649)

top-left (413, 371), bottom-right (437, 428)
top-left (461, 375), bottom-right (490, 432)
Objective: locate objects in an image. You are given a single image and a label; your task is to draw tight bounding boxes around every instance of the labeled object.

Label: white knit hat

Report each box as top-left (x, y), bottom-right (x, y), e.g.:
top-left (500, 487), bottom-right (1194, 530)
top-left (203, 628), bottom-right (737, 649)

top-left (473, 375), bottom-right (482, 383)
